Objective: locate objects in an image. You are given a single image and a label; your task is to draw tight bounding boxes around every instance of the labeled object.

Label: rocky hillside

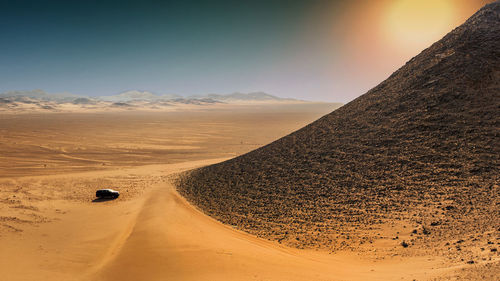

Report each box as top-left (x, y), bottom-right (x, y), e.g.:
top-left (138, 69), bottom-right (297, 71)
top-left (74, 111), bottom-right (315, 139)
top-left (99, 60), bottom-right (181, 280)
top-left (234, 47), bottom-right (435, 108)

top-left (177, 1), bottom-right (500, 257)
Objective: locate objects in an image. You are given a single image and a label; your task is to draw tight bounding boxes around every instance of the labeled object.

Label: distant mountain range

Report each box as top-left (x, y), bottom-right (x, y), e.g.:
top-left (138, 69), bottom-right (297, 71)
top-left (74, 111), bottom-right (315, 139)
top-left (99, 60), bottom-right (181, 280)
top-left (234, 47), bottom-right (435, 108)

top-left (0, 89), bottom-right (81, 102)
top-left (97, 90), bottom-right (181, 102)
top-left (0, 90), bottom-right (296, 103)
top-left (190, 92), bottom-right (297, 102)
top-left (0, 90), bottom-right (310, 112)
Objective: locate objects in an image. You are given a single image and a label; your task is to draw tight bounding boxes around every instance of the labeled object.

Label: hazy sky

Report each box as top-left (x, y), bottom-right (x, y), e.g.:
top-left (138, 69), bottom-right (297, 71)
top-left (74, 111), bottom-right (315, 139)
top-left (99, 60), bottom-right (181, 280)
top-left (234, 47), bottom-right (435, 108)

top-left (0, 0), bottom-right (492, 102)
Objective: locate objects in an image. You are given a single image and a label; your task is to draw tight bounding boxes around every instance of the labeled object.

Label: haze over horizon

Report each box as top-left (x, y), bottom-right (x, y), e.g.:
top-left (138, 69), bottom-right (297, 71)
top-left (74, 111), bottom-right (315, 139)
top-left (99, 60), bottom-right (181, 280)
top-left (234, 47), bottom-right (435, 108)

top-left (0, 0), bottom-right (493, 103)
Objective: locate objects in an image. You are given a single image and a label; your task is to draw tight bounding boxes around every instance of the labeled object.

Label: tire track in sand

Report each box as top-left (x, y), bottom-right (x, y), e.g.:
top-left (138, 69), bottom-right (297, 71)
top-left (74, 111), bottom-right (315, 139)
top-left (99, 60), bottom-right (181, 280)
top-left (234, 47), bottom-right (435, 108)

top-left (89, 183), bottom-right (443, 281)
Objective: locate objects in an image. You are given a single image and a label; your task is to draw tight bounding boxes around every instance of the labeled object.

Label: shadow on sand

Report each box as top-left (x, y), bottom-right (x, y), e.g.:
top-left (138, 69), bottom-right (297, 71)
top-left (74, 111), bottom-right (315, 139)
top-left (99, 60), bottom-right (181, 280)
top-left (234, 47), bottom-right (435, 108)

top-left (92, 197), bottom-right (118, 203)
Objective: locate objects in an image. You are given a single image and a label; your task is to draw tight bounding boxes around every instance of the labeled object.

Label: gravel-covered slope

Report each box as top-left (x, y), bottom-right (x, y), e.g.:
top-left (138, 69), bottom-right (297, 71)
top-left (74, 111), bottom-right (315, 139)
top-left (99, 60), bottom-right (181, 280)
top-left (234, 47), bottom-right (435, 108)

top-left (177, 2), bottom-right (500, 253)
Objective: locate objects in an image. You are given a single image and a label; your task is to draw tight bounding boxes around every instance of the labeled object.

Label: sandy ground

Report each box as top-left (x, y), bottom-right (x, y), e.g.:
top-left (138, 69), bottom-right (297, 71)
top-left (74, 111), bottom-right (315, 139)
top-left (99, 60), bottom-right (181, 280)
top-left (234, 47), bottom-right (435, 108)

top-left (0, 103), bottom-right (339, 177)
top-left (0, 104), bottom-right (495, 280)
top-left (0, 161), bottom-right (450, 281)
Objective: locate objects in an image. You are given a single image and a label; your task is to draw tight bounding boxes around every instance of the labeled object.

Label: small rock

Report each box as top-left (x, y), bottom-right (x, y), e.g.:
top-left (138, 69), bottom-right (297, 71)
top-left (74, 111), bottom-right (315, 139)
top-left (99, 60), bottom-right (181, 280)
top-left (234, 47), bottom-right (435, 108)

top-left (422, 227), bottom-right (431, 235)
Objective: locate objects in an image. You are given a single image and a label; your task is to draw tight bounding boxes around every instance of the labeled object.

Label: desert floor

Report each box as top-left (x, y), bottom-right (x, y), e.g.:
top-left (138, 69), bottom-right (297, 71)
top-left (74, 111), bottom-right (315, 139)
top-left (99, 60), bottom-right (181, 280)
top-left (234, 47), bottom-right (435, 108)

top-left (0, 103), bottom-right (494, 281)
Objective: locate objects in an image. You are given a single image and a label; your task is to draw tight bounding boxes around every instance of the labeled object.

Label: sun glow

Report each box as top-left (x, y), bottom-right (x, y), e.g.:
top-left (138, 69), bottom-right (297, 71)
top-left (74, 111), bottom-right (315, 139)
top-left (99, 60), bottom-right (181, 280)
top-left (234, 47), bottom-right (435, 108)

top-left (324, 0), bottom-right (489, 101)
top-left (381, 0), bottom-right (457, 50)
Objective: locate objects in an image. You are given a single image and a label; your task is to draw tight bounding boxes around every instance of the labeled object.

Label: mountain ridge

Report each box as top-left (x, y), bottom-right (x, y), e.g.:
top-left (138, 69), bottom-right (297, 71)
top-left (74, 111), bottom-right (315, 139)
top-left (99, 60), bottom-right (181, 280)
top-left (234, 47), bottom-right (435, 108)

top-left (0, 89), bottom-right (297, 103)
top-left (177, 1), bottom-right (500, 257)
top-left (0, 90), bottom-right (312, 112)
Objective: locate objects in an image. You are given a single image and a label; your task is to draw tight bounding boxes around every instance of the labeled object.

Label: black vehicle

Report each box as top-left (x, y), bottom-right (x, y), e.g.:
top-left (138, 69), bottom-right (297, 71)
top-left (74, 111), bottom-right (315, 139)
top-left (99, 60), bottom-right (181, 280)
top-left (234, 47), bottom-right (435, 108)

top-left (95, 189), bottom-right (120, 199)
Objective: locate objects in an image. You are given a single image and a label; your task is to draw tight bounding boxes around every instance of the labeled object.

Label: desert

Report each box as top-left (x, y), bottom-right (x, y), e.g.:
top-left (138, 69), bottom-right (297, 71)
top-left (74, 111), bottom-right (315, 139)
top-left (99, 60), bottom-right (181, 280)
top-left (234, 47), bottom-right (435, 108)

top-left (0, 102), bottom-right (497, 280)
top-left (1, 1), bottom-right (499, 281)
top-left (177, 2), bottom-right (499, 280)
top-left (2, 101), bottom-right (494, 281)
top-left (1, 103), bottom-right (372, 281)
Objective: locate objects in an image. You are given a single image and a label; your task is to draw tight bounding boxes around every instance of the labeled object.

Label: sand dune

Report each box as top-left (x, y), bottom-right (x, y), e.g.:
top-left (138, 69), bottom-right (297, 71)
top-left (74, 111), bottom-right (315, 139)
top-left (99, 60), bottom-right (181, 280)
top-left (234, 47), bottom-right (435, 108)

top-left (0, 104), bottom-right (485, 280)
top-left (95, 184), bottom-right (449, 281)
top-left (178, 0), bottom-right (499, 256)
top-left (0, 102), bottom-right (496, 280)
top-left (0, 160), bottom-right (450, 281)
top-left (176, 3), bottom-right (500, 279)
top-left (1, 4), bottom-right (499, 276)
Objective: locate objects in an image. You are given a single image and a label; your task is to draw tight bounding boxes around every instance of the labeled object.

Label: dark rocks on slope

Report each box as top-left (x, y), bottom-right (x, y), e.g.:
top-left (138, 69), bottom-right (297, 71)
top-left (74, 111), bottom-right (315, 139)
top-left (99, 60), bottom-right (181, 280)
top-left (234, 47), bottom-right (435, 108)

top-left (177, 2), bottom-right (500, 250)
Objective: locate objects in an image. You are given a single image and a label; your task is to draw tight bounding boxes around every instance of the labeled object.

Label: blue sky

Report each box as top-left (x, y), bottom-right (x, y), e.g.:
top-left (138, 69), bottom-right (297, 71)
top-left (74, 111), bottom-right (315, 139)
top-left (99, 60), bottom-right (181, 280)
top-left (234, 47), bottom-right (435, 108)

top-left (0, 0), bottom-right (490, 102)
